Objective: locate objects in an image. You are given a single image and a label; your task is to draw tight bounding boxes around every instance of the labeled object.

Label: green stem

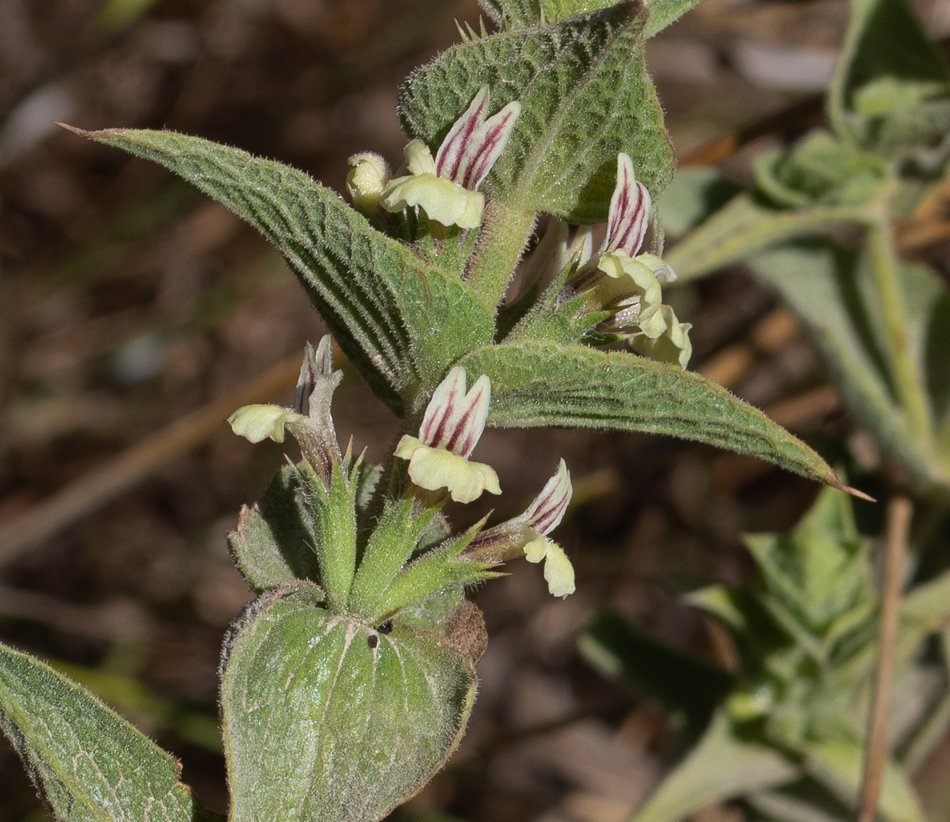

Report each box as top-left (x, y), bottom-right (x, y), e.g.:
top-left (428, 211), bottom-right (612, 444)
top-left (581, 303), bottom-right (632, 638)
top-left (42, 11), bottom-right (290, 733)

top-left (867, 217), bottom-right (932, 442)
top-left (465, 200), bottom-right (536, 314)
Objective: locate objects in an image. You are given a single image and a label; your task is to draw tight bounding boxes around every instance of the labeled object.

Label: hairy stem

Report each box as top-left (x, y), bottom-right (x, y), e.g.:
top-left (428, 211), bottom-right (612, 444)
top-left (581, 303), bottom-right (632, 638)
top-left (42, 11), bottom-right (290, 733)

top-left (465, 199), bottom-right (536, 314)
top-left (867, 217), bottom-right (933, 442)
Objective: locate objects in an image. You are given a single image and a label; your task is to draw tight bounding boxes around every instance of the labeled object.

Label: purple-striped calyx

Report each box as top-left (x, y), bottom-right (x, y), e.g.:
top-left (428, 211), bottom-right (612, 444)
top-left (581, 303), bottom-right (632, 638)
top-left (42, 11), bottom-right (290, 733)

top-left (467, 460), bottom-right (575, 598)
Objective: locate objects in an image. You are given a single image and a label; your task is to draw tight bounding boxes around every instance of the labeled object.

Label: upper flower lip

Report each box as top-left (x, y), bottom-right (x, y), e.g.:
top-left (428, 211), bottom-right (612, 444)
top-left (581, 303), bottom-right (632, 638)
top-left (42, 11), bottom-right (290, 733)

top-left (522, 459), bottom-right (572, 535)
top-left (419, 368), bottom-right (490, 457)
top-left (434, 86), bottom-right (521, 192)
top-left (602, 152), bottom-right (652, 257)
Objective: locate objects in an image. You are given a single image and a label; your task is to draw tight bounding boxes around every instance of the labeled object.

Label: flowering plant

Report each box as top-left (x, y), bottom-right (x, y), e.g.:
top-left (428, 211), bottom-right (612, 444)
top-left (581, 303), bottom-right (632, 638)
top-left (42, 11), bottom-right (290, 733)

top-left (0, 1), bottom-right (896, 821)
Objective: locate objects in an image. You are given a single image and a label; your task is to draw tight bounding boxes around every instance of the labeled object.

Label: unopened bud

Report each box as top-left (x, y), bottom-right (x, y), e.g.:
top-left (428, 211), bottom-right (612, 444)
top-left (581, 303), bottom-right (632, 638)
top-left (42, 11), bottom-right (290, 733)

top-left (346, 153), bottom-right (391, 214)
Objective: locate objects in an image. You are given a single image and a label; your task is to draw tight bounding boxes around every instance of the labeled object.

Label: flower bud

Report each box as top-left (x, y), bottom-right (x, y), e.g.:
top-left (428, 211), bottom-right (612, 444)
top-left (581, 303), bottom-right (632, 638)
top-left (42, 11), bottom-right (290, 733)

top-left (346, 152), bottom-right (391, 214)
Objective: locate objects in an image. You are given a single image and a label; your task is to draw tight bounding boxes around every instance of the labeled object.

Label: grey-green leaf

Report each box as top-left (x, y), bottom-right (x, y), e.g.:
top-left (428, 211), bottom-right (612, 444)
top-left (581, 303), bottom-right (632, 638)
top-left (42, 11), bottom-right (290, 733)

top-left (629, 711), bottom-right (799, 822)
top-left (665, 191), bottom-right (870, 284)
top-left (802, 738), bottom-right (926, 822)
top-left (399, 2), bottom-right (674, 222)
top-left (749, 240), bottom-right (950, 489)
top-left (0, 642), bottom-right (219, 822)
top-left (459, 340), bottom-right (853, 491)
top-left (71, 127), bottom-right (494, 412)
top-left (221, 585), bottom-right (476, 822)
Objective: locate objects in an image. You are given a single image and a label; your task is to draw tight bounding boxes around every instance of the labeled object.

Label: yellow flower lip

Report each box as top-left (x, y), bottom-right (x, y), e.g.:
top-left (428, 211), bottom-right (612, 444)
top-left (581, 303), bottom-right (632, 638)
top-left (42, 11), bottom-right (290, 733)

top-left (463, 459), bottom-right (576, 598)
top-left (380, 174), bottom-right (485, 230)
top-left (228, 404), bottom-right (306, 444)
top-left (395, 435), bottom-right (500, 504)
top-left (524, 536), bottom-right (576, 598)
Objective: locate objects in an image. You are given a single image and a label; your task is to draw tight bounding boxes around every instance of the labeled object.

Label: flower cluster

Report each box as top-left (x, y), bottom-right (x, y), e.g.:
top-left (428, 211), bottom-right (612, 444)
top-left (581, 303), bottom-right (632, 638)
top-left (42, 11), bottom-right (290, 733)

top-left (568, 153), bottom-right (692, 368)
top-left (229, 347), bottom-right (575, 599)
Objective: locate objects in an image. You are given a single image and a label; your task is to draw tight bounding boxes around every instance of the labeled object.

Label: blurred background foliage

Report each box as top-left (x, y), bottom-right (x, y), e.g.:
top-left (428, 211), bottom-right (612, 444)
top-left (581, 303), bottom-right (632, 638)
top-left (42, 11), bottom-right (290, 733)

top-left (2, 0), bottom-right (950, 820)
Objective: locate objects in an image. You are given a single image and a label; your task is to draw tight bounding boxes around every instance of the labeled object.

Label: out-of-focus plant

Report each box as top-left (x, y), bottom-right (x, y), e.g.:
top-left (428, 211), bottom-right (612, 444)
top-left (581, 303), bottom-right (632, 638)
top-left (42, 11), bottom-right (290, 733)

top-left (583, 488), bottom-right (950, 822)
top-left (665, 0), bottom-right (950, 493)
top-left (0, 0), bottom-right (879, 819)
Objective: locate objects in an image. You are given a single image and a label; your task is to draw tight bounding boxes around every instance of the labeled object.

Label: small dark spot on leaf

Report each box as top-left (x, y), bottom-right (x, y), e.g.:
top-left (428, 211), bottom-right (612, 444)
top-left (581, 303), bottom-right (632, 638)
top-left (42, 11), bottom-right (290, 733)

top-left (377, 620), bottom-right (393, 635)
top-left (367, 634), bottom-right (379, 649)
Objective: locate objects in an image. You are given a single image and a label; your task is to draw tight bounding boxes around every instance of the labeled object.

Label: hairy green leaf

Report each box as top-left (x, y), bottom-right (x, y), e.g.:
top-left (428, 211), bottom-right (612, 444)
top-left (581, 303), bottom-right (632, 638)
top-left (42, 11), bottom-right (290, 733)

top-left (0, 642), bottom-right (219, 822)
top-left (399, 2), bottom-right (673, 222)
top-left (71, 127), bottom-right (494, 412)
top-left (347, 499), bottom-right (438, 618)
top-left (221, 584), bottom-right (476, 822)
top-left (229, 464), bottom-right (324, 592)
top-left (459, 341), bottom-right (851, 491)
top-left (478, 0), bottom-right (700, 36)
top-left (640, 0), bottom-right (704, 37)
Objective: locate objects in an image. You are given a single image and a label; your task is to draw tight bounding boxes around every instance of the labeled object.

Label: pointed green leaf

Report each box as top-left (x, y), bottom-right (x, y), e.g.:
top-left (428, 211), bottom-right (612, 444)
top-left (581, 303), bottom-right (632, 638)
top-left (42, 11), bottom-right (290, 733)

top-left (72, 127), bottom-right (494, 411)
top-left (749, 240), bottom-right (950, 489)
top-left (458, 341), bottom-right (851, 491)
top-left (641, 0), bottom-right (704, 37)
top-left (629, 711), bottom-right (800, 822)
top-left (221, 585), bottom-right (476, 822)
top-left (399, 2), bottom-right (674, 222)
top-left (347, 499), bottom-right (439, 618)
top-left (0, 642), bottom-right (220, 822)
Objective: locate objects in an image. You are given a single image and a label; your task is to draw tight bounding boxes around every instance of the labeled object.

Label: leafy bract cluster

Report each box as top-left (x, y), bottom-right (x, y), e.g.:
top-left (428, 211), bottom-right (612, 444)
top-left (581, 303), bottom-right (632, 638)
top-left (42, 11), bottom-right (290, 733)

top-left (584, 489), bottom-right (950, 822)
top-left (222, 338), bottom-right (581, 822)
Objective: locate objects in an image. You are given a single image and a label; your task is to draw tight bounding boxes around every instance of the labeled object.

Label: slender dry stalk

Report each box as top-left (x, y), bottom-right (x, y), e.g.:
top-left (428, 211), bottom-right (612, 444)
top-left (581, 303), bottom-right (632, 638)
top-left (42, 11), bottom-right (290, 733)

top-left (858, 495), bottom-right (912, 822)
top-left (0, 355), bottom-right (300, 565)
